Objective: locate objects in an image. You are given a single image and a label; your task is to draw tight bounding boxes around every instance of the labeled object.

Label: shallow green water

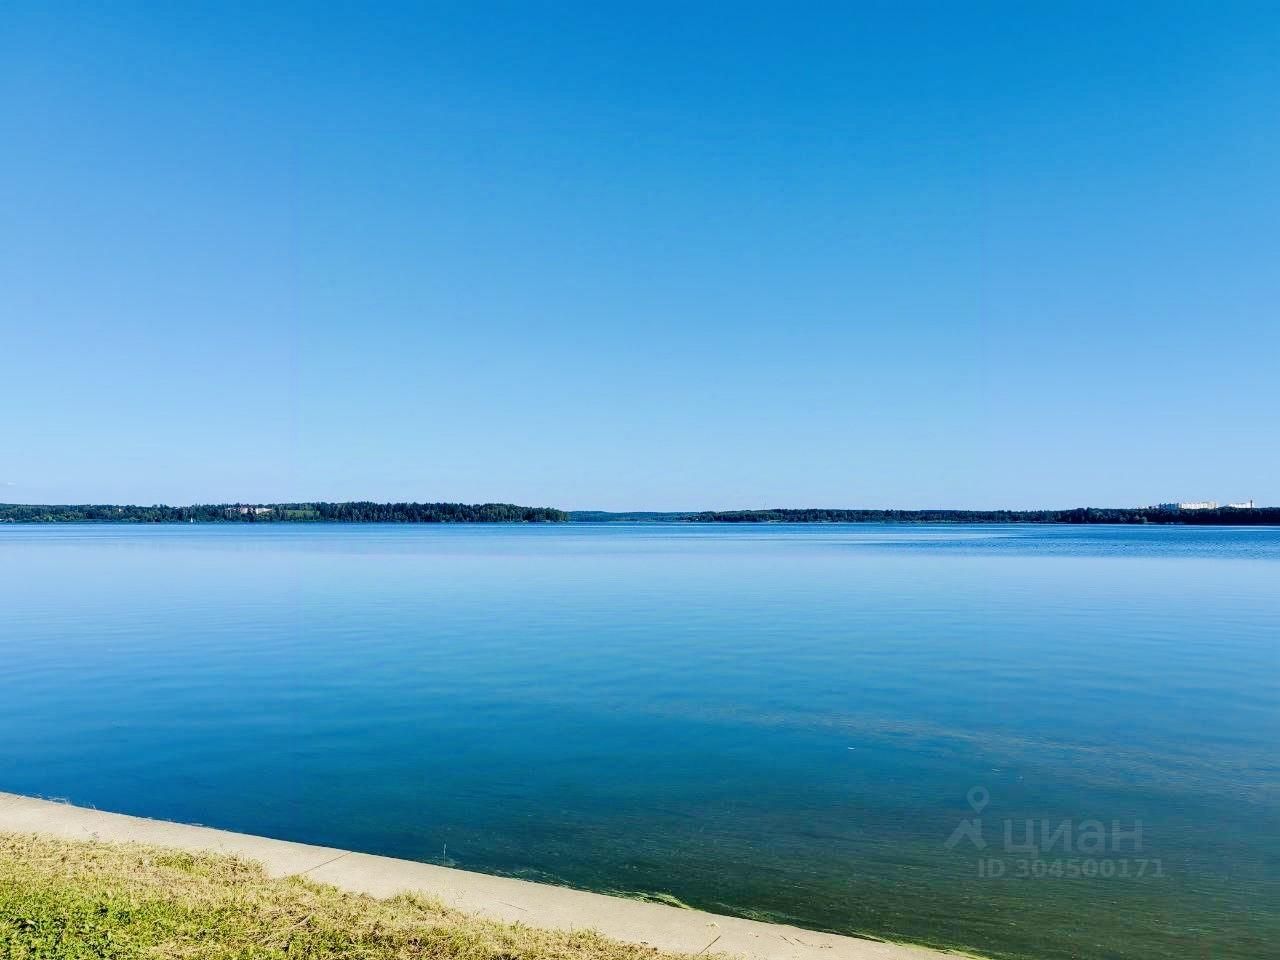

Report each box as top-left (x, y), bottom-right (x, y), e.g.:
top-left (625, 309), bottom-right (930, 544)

top-left (1, 524), bottom-right (1276, 958)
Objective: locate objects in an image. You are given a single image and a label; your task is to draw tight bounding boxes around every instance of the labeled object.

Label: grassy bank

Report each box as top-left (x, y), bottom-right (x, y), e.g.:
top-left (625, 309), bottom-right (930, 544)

top-left (0, 832), bottom-right (699, 960)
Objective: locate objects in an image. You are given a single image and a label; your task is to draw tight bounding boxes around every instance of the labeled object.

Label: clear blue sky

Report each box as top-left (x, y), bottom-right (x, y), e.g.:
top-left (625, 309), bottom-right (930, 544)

top-left (3, 2), bottom-right (1276, 510)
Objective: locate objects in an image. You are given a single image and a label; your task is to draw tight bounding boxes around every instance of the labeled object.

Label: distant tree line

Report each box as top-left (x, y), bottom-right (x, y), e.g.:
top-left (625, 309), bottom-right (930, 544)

top-left (677, 507), bottom-right (1280, 525)
top-left (0, 502), bottom-right (569, 523)
top-left (5, 503), bottom-right (1274, 525)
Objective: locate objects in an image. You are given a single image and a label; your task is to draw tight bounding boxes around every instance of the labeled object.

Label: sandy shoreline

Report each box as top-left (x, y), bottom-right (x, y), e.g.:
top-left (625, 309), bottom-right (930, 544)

top-left (0, 791), bottom-right (977, 960)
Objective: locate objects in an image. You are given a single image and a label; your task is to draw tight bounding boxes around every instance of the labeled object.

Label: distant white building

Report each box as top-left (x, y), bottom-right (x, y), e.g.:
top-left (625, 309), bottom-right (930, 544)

top-left (1157, 501), bottom-right (1218, 511)
top-left (1226, 500), bottom-right (1255, 509)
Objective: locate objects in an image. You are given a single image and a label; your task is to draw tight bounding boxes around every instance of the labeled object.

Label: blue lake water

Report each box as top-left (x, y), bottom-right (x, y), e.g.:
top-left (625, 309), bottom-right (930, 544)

top-left (1, 523), bottom-right (1276, 959)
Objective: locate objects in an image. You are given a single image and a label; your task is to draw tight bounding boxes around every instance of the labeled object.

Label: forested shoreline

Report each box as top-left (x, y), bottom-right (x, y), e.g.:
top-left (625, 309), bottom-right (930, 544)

top-left (576, 507), bottom-right (1280, 525)
top-left (0, 502), bottom-right (569, 523)
top-left (3, 503), bottom-right (1276, 525)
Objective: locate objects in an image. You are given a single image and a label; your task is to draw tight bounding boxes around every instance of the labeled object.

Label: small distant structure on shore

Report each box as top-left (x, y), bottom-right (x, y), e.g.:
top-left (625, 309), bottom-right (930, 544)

top-left (226, 504), bottom-right (273, 517)
top-left (1154, 499), bottom-right (1254, 511)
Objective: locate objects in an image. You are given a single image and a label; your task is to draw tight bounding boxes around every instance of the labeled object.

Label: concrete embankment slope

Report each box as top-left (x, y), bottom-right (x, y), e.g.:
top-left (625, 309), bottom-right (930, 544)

top-left (0, 791), bottom-right (971, 960)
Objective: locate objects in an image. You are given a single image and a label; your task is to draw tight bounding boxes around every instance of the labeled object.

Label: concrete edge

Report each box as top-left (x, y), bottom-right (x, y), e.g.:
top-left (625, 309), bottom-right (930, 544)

top-left (0, 791), bottom-right (973, 960)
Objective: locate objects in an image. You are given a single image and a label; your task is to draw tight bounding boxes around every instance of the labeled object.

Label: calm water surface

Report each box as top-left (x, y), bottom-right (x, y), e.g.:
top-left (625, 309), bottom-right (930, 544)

top-left (1, 524), bottom-right (1277, 959)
